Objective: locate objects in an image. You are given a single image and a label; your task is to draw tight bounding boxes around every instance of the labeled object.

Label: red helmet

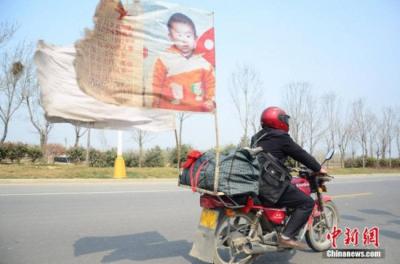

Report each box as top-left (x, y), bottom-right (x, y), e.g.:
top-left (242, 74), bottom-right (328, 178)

top-left (260, 106), bottom-right (290, 132)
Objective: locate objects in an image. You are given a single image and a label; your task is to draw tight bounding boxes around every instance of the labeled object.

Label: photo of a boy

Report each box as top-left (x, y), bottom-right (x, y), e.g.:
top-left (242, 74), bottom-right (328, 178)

top-left (152, 12), bottom-right (215, 112)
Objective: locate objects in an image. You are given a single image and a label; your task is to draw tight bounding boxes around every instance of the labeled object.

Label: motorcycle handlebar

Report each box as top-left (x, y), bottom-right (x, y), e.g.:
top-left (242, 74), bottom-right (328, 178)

top-left (297, 170), bottom-right (334, 181)
top-left (317, 174), bottom-right (334, 182)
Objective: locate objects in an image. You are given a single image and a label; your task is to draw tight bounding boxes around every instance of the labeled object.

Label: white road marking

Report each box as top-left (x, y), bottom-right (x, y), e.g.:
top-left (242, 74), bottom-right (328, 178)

top-left (331, 192), bottom-right (373, 199)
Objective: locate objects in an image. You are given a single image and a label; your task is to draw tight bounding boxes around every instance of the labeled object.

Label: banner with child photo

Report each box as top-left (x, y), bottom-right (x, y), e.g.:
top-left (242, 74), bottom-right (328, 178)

top-left (74, 0), bottom-right (216, 113)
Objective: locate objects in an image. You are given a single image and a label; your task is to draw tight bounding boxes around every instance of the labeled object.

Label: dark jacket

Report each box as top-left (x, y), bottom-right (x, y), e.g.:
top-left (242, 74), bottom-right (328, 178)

top-left (251, 127), bottom-right (321, 204)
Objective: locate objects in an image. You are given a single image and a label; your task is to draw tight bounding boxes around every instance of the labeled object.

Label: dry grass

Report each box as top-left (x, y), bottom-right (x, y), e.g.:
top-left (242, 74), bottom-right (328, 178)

top-left (0, 164), bottom-right (179, 179)
top-left (329, 167), bottom-right (400, 175)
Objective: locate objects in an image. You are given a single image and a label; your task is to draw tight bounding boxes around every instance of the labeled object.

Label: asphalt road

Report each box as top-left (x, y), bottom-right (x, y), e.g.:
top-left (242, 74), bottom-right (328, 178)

top-left (0, 175), bottom-right (399, 264)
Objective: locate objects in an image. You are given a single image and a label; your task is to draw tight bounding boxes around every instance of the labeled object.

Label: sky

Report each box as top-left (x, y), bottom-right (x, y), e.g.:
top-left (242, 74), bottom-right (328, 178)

top-left (1, 0), bottom-right (400, 152)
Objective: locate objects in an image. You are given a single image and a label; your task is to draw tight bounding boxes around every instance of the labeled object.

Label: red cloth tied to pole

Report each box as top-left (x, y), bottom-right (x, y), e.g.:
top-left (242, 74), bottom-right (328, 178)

top-left (181, 150), bottom-right (202, 169)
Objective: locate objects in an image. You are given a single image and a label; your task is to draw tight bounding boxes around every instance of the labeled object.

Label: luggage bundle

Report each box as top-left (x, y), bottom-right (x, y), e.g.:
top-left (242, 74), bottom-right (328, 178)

top-left (179, 148), bottom-right (260, 196)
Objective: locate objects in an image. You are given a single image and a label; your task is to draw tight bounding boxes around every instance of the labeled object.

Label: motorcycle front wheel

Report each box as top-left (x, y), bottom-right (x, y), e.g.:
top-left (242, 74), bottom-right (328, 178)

top-left (213, 213), bottom-right (260, 264)
top-left (305, 200), bottom-right (339, 252)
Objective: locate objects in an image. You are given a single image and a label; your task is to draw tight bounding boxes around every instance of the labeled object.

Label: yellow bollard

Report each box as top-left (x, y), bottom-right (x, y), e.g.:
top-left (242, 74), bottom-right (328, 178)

top-left (113, 155), bottom-right (127, 179)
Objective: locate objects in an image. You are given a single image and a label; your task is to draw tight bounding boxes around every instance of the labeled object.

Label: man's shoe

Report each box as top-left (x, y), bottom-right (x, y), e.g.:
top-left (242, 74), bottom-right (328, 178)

top-left (278, 236), bottom-right (307, 250)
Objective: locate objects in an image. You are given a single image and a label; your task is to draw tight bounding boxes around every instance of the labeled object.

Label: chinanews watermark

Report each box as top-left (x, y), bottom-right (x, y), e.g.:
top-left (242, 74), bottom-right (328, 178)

top-left (324, 249), bottom-right (384, 259)
top-left (323, 226), bottom-right (385, 259)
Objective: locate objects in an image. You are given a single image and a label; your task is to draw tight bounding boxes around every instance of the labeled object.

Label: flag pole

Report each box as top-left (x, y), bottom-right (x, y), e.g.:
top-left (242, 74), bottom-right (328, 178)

top-left (213, 108), bottom-right (220, 194)
top-left (174, 128), bottom-right (181, 172)
top-left (85, 126), bottom-right (91, 166)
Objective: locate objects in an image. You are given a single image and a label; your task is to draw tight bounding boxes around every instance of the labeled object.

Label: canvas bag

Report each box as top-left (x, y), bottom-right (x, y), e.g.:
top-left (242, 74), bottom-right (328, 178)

top-left (179, 148), bottom-right (260, 196)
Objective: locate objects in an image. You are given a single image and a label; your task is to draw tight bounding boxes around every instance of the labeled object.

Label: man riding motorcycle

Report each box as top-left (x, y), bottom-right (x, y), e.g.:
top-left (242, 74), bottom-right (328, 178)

top-left (251, 106), bottom-right (327, 250)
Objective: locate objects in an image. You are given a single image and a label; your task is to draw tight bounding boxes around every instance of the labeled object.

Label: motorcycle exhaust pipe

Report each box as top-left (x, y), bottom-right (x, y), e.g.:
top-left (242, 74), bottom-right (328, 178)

top-left (243, 241), bottom-right (278, 255)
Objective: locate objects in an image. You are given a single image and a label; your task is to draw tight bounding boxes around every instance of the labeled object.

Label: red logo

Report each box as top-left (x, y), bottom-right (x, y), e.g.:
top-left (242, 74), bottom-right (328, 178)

top-left (344, 227), bottom-right (359, 246)
top-left (327, 226), bottom-right (380, 249)
top-left (363, 226), bottom-right (380, 248)
top-left (327, 226), bottom-right (342, 248)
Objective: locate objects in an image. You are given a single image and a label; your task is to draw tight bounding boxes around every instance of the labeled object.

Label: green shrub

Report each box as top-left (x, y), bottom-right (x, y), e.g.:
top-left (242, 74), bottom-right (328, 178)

top-left (354, 157), bottom-right (364, 168)
top-left (144, 146), bottom-right (164, 167)
top-left (124, 151), bottom-right (139, 167)
top-left (104, 149), bottom-right (117, 167)
top-left (378, 158), bottom-right (389, 167)
top-left (391, 159), bottom-right (400, 168)
top-left (89, 149), bottom-right (107, 167)
top-left (344, 157), bottom-right (400, 168)
top-left (168, 144), bottom-right (192, 166)
top-left (27, 146), bottom-right (43, 163)
top-left (0, 145), bottom-right (7, 161)
top-left (366, 157), bottom-right (378, 167)
top-left (344, 157), bottom-right (364, 168)
top-left (5, 142), bottom-right (28, 163)
top-left (344, 158), bottom-right (352, 168)
top-left (67, 147), bottom-right (86, 163)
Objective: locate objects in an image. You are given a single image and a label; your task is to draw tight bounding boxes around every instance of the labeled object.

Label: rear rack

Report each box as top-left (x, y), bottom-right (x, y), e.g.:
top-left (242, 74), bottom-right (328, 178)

top-left (178, 183), bottom-right (245, 209)
top-left (178, 183), bottom-right (225, 196)
top-left (215, 195), bottom-right (245, 209)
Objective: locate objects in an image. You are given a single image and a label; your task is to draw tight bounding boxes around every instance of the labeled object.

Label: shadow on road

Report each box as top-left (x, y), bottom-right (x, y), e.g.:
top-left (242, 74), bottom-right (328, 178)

top-left (388, 219), bottom-right (400, 225)
top-left (74, 231), bottom-right (298, 264)
top-left (379, 229), bottom-right (400, 240)
top-left (253, 249), bottom-right (296, 264)
top-left (341, 214), bottom-right (365, 222)
top-left (358, 209), bottom-right (398, 217)
top-left (74, 231), bottom-right (204, 263)
top-left (357, 208), bottom-right (400, 241)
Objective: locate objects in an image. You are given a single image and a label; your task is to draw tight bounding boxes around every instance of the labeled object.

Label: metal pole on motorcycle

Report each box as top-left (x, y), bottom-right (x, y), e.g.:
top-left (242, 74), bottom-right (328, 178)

top-left (213, 108), bottom-right (220, 193)
top-left (174, 127), bottom-right (181, 171)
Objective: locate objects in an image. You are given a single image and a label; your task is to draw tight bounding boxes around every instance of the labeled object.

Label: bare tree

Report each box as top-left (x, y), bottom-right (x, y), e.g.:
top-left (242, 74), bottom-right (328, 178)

top-left (368, 113), bottom-right (379, 167)
top-left (229, 63), bottom-right (264, 146)
top-left (303, 92), bottom-right (324, 155)
top-left (351, 99), bottom-right (373, 168)
top-left (0, 43), bottom-right (31, 143)
top-left (378, 107), bottom-right (395, 167)
top-left (72, 122), bottom-right (88, 147)
top-left (282, 82), bottom-right (311, 148)
top-left (132, 129), bottom-right (155, 167)
top-left (395, 106), bottom-right (400, 159)
top-left (349, 140), bottom-right (357, 168)
top-left (0, 22), bottom-right (18, 46)
top-left (396, 118), bottom-right (400, 159)
top-left (25, 76), bottom-right (53, 157)
top-left (99, 130), bottom-right (109, 150)
top-left (321, 92), bottom-right (341, 153)
top-left (337, 118), bottom-right (354, 168)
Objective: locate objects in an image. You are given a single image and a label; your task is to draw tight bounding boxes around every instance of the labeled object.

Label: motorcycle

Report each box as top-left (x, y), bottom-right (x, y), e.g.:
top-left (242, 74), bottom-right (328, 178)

top-left (189, 149), bottom-right (339, 264)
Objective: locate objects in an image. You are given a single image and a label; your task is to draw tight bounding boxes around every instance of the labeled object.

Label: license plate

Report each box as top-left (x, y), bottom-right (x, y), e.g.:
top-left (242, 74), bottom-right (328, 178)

top-left (199, 209), bottom-right (219, 230)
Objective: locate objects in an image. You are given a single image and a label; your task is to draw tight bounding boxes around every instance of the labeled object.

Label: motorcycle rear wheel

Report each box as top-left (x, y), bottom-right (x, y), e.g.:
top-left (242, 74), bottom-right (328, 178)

top-left (213, 213), bottom-right (260, 264)
top-left (305, 201), bottom-right (339, 252)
